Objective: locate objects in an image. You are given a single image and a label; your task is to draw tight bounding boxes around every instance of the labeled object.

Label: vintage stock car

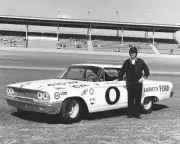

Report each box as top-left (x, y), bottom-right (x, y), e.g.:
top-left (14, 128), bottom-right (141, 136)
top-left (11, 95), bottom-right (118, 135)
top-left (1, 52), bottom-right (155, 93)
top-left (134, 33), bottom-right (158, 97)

top-left (5, 64), bottom-right (174, 123)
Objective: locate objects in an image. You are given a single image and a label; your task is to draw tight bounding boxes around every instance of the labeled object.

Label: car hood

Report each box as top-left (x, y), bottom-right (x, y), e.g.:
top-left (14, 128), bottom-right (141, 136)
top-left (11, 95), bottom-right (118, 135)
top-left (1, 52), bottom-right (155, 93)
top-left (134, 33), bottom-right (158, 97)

top-left (8, 79), bottom-right (91, 90)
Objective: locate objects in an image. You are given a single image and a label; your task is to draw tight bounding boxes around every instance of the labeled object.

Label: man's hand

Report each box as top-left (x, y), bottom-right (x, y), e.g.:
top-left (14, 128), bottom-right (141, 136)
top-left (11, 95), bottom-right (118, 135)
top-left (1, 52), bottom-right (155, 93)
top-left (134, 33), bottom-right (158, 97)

top-left (138, 77), bottom-right (145, 83)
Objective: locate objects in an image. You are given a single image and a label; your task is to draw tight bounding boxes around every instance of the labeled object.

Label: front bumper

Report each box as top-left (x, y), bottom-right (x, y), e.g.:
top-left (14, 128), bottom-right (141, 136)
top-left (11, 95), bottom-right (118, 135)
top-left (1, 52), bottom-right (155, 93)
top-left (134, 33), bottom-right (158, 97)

top-left (5, 95), bottom-right (62, 114)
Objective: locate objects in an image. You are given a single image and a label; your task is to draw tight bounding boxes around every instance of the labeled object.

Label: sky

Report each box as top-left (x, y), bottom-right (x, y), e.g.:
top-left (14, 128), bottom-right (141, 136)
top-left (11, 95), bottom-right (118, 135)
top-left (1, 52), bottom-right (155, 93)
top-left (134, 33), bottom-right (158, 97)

top-left (0, 0), bottom-right (180, 25)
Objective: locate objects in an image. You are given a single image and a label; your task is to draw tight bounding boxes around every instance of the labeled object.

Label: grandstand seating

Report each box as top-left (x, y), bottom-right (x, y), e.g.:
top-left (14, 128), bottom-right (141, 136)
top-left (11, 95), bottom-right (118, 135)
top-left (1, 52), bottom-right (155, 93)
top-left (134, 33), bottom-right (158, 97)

top-left (154, 39), bottom-right (180, 55)
top-left (92, 36), bottom-right (155, 54)
top-left (92, 40), bottom-right (121, 52)
top-left (155, 43), bottom-right (180, 55)
top-left (0, 31), bottom-right (179, 55)
top-left (57, 38), bottom-right (88, 51)
top-left (0, 35), bottom-right (26, 48)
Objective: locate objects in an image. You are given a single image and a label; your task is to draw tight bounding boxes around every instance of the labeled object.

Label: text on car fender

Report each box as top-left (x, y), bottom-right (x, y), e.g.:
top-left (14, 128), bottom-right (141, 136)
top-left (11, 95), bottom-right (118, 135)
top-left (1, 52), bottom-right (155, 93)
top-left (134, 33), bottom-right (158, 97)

top-left (144, 85), bottom-right (169, 92)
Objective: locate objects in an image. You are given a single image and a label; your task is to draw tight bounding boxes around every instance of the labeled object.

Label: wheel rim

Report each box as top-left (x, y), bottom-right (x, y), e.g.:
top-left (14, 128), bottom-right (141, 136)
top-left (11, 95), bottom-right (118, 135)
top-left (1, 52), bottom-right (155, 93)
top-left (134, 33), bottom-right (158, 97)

top-left (144, 99), bottom-right (152, 110)
top-left (67, 99), bottom-right (80, 119)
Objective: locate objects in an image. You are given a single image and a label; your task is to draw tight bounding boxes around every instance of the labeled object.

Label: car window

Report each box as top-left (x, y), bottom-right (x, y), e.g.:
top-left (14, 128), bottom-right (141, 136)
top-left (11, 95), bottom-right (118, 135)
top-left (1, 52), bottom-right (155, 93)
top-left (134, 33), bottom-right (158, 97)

top-left (85, 68), bottom-right (100, 81)
top-left (103, 68), bottom-right (119, 81)
top-left (59, 66), bottom-right (101, 81)
top-left (86, 69), bottom-right (96, 77)
top-left (66, 68), bottom-right (85, 80)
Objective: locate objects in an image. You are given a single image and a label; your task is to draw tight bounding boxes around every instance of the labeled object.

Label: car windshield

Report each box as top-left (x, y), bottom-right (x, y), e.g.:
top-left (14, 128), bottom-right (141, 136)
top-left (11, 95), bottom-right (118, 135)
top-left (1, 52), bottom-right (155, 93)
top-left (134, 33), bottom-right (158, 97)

top-left (57, 65), bottom-right (102, 82)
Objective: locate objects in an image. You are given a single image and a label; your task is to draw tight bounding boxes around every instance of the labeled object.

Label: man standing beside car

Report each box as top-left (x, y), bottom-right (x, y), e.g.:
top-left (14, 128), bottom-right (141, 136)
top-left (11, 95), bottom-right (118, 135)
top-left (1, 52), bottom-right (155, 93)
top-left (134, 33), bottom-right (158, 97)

top-left (118, 46), bottom-right (150, 119)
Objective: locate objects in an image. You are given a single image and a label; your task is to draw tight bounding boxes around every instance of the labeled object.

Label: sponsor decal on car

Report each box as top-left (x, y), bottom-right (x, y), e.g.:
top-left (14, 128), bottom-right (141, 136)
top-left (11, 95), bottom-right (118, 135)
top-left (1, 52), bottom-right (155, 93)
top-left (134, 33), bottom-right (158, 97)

top-left (54, 87), bottom-right (66, 90)
top-left (72, 84), bottom-right (88, 88)
top-left (89, 98), bottom-right (95, 105)
top-left (94, 83), bottom-right (99, 86)
top-left (89, 88), bottom-right (94, 95)
top-left (81, 89), bottom-right (88, 96)
top-left (48, 83), bottom-right (66, 86)
top-left (144, 85), bottom-right (169, 92)
top-left (104, 82), bottom-right (118, 85)
top-left (66, 81), bottom-right (79, 84)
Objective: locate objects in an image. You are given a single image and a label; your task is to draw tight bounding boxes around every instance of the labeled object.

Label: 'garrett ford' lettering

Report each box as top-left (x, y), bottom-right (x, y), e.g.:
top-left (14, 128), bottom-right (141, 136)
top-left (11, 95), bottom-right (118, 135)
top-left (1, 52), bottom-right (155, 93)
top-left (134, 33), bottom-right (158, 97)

top-left (144, 87), bottom-right (159, 92)
top-left (144, 85), bottom-right (169, 92)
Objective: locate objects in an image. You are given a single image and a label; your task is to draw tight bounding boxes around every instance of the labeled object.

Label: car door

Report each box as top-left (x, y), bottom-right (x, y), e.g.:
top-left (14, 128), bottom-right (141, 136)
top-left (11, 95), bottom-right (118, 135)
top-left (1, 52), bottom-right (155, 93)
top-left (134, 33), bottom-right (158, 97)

top-left (88, 68), bottom-right (128, 113)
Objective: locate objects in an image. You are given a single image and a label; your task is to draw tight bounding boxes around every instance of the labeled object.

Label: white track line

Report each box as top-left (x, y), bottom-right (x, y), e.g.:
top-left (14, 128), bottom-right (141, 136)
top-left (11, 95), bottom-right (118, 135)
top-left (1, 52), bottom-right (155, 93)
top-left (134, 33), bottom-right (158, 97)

top-left (86, 60), bottom-right (122, 64)
top-left (0, 54), bottom-right (21, 56)
top-left (0, 56), bottom-right (24, 59)
top-left (87, 57), bottom-right (121, 60)
top-left (0, 61), bottom-right (22, 63)
top-left (0, 66), bottom-right (65, 70)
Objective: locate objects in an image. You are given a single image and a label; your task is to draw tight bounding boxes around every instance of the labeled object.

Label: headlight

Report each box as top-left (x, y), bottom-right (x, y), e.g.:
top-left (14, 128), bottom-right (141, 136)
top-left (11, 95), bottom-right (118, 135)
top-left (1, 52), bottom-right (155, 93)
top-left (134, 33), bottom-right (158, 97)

top-left (42, 92), bottom-right (50, 101)
top-left (6, 87), bottom-right (10, 94)
top-left (37, 92), bottom-right (43, 100)
top-left (6, 87), bottom-right (14, 95)
top-left (37, 91), bottom-right (50, 101)
top-left (54, 92), bottom-right (60, 99)
top-left (10, 88), bottom-right (14, 95)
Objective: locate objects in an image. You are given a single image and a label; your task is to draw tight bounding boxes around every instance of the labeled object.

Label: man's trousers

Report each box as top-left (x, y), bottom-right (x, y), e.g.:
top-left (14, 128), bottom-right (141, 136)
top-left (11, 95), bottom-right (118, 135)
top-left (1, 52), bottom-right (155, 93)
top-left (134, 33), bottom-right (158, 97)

top-left (127, 82), bottom-right (143, 116)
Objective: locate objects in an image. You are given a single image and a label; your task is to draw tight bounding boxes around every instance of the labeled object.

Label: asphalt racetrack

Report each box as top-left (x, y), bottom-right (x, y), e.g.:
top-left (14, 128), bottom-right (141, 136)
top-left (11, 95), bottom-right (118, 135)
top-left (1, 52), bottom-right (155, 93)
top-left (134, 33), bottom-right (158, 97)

top-left (0, 50), bottom-right (180, 144)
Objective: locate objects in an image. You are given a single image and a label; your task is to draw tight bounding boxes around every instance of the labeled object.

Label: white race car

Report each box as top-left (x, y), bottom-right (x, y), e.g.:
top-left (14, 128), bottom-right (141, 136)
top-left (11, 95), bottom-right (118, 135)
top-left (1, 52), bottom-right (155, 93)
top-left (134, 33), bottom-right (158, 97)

top-left (5, 64), bottom-right (174, 123)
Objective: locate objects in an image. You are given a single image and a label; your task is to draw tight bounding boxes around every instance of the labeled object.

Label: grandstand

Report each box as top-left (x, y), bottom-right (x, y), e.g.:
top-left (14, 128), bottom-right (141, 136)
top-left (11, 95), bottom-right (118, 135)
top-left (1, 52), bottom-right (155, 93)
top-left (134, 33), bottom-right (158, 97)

top-left (153, 38), bottom-right (180, 55)
top-left (0, 15), bottom-right (179, 55)
top-left (0, 30), bottom-right (26, 48)
top-left (57, 34), bottom-right (88, 51)
top-left (91, 36), bottom-right (155, 54)
top-left (0, 35), bottom-right (26, 48)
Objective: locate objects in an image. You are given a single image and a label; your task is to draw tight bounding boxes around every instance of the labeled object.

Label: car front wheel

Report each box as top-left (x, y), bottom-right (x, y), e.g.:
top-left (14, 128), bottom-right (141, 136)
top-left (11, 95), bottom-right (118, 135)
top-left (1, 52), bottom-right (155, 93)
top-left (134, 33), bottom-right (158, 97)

top-left (142, 97), bottom-right (153, 114)
top-left (60, 98), bottom-right (82, 123)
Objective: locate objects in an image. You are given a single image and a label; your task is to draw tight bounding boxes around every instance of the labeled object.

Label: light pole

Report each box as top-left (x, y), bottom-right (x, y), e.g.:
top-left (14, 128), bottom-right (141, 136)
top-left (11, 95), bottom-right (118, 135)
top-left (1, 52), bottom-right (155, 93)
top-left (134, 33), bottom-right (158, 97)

top-left (116, 11), bottom-right (119, 22)
top-left (58, 8), bottom-right (61, 18)
top-left (171, 13), bottom-right (174, 24)
top-left (88, 10), bottom-right (90, 18)
top-left (87, 10), bottom-right (91, 41)
top-left (146, 13), bottom-right (150, 23)
top-left (116, 11), bottom-right (119, 17)
top-left (27, 6), bottom-right (31, 16)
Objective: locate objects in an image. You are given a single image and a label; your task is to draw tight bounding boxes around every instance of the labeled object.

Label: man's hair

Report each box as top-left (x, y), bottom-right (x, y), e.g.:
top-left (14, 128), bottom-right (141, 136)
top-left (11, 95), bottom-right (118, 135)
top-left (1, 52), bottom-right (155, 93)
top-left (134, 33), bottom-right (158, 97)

top-left (129, 46), bottom-right (138, 55)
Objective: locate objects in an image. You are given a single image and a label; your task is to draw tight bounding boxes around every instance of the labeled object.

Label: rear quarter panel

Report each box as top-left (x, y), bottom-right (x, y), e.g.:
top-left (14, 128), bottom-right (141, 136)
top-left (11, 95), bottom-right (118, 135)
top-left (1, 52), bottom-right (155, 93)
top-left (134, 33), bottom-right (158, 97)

top-left (142, 80), bottom-right (173, 102)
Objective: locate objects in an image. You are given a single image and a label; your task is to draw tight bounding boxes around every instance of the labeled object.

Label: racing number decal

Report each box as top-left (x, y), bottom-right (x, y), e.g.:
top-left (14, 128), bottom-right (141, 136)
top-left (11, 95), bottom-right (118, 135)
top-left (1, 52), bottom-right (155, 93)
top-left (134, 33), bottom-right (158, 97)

top-left (105, 87), bottom-right (120, 105)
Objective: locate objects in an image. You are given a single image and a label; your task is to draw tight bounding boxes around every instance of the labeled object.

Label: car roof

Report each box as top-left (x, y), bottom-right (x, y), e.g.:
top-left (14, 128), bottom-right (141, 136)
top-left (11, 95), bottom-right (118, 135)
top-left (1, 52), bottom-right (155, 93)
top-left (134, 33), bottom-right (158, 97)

top-left (69, 63), bottom-right (122, 68)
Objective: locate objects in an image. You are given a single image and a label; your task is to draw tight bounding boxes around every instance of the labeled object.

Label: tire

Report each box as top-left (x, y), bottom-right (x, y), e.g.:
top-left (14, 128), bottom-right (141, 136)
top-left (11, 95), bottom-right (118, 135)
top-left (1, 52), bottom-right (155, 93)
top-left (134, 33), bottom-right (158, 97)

top-left (16, 109), bottom-right (28, 117)
top-left (17, 108), bottom-right (25, 113)
top-left (142, 97), bottom-right (153, 114)
top-left (60, 98), bottom-right (82, 124)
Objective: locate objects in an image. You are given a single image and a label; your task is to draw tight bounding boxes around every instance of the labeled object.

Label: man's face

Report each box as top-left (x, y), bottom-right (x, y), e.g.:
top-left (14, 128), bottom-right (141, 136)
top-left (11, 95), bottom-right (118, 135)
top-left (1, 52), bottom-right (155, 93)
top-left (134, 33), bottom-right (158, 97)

top-left (130, 52), bottom-right (137, 59)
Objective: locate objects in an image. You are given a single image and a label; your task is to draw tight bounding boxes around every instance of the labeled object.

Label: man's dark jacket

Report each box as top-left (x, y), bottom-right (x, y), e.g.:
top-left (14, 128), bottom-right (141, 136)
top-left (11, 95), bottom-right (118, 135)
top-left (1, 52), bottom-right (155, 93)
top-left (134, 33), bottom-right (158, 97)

top-left (118, 58), bottom-right (149, 82)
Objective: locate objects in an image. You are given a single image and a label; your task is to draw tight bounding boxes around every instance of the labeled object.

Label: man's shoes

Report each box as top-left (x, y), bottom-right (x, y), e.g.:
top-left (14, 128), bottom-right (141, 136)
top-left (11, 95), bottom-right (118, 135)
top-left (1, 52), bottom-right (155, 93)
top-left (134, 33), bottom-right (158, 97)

top-left (134, 115), bottom-right (141, 119)
top-left (127, 115), bottom-right (133, 118)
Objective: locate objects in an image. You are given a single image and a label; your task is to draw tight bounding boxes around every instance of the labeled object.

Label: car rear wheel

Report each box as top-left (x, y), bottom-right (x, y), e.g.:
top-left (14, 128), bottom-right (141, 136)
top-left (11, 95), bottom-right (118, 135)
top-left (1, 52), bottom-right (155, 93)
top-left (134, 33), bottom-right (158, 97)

top-left (142, 97), bottom-right (153, 114)
top-left (60, 98), bottom-right (82, 123)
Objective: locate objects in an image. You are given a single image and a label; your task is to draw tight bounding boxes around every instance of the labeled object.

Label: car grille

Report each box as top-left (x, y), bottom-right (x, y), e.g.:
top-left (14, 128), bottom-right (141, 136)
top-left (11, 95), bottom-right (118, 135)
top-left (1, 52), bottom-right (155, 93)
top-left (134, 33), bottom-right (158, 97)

top-left (12, 87), bottom-right (37, 99)
top-left (16, 96), bottom-right (34, 103)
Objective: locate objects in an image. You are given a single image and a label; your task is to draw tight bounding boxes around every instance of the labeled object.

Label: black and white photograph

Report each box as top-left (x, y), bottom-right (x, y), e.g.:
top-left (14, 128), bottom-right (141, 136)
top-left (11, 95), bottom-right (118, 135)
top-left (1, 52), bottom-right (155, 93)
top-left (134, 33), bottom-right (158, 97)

top-left (0, 0), bottom-right (180, 143)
